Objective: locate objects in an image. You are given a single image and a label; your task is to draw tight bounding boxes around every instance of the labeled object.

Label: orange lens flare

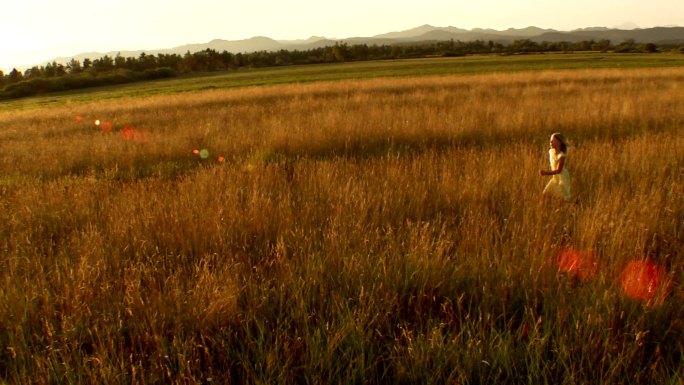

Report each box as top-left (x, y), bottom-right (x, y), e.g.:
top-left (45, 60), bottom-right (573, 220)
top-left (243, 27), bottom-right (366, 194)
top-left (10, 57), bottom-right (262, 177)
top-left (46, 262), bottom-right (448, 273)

top-left (120, 125), bottom-right (148, 142)
top-left (556, 247), bottom-right (598, 282)
top-left (619, 259), bottom-right (664, 304)
top-left (100, 121), bottom-right (113, 133)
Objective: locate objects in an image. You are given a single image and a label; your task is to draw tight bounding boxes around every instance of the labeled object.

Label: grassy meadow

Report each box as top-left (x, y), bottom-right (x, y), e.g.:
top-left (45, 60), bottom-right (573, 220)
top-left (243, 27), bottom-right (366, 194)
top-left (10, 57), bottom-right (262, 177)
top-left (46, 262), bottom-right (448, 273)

top-left (0, 57), bottom-right (683, 383)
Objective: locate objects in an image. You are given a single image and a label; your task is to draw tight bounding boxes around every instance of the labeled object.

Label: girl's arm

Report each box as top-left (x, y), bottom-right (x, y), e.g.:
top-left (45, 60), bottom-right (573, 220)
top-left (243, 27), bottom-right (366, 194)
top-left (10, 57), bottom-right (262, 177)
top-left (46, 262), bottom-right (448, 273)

top-left (540, 156), bottom-right (565, 176)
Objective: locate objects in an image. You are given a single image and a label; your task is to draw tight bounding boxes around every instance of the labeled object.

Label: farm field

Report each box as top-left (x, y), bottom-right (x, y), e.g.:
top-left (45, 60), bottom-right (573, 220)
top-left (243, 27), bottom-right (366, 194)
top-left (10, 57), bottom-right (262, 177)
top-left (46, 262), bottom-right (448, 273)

top-left (0, 55), bottom-right (683, 383)
top-left (4, 53), bottom-right (684, 111)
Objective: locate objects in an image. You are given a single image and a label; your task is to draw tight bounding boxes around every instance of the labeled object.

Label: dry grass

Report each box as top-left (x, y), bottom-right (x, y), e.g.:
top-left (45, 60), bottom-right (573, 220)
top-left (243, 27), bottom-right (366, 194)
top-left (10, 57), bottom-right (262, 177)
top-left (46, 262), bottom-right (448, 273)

top-left (0, 67), bottom-right (682, 384)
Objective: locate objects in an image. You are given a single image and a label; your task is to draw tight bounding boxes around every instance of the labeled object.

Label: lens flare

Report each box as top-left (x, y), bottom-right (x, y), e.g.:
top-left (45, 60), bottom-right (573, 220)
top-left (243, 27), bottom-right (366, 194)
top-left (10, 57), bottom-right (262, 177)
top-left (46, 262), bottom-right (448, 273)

top-left (120, 125), bottom-right (148, 142)
top-left (619, 259), bottom-right (664, 304)
top-left (557, 248), bottom-right (580, 273)
top-left (199, 149), bottom-right (210, 159)
top-left (121, 126), bottom-right (135, 140)
top-left (556, 247), bottom-right (598, 282)
top-left (100, 121), bottom-right (113, 133)
top-left (218, 155), bottom-right (225, 163)
top-left (94, 119), bottom-right (101, 126)
top-left (193, 149), bottom-right (200, 155)
top-left (76, 115), bottom-right (83, 122)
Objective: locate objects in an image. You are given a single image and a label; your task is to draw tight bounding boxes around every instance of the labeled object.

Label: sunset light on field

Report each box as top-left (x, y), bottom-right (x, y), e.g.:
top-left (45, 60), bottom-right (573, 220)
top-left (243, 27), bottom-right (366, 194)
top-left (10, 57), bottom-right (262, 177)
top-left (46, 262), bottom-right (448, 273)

top-left (0, 21), bottom-right (682, 381)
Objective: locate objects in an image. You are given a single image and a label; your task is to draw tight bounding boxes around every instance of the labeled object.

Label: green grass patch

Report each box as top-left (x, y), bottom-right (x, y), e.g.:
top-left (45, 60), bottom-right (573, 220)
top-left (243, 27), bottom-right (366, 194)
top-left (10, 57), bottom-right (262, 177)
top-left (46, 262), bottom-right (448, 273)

top-left (3, 53), bottom-right (683, 110)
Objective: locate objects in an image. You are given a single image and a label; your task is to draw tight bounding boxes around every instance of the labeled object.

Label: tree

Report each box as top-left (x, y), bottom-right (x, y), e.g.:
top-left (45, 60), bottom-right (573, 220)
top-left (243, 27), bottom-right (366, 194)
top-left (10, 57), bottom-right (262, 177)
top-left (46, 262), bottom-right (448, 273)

top-left (157, 53), bottom-right (183, 70)
top-left (25, 66), bottom-right (42, 79)
top-left (92, 55), bottom-right (114, 72)
top-left (8, 68), bottom-right (23, 83)
top-left (234, 53), bottom-right (246, 67)
top-left (54, 62), bottom-right (66, 77)
top-left (44, 62), bottom-right (56, 77)
top-left (350, 44), bottom-right (369, 61)
top-left (641, 43), bottom-right (657, 53)
top-left (218, 51), bottom-right (235, 69)
top-left (67, 59), bottom-right (82, 74)
top-left (390, 45), bottom-right (403, 58)
top-left (138, 52), bottom-right (157, 70)
top-left (509, 39), bottom-right (539, 52)
top-left (114, 53), bottom-right (127, 69)
top-left (615, 39), bottom-right (636, 53)
top-left (125, 57), bottom-right (137, 70)
top-left (180, 51), bottom-right (197, 72)
top-left (574, 40), bottom-right (593, 51)
top-left (274, 50), bottom-right (291, 66)
top-left (591, 39), bottom-right (611, 52)
top-left (332, 42), bottom-right (349, 62)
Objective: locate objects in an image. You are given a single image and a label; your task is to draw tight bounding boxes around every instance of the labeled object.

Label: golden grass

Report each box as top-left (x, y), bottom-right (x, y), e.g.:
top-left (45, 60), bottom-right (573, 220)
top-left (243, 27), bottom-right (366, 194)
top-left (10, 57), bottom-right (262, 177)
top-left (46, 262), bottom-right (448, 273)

top-left (0, 67), bottom-right (682, 383)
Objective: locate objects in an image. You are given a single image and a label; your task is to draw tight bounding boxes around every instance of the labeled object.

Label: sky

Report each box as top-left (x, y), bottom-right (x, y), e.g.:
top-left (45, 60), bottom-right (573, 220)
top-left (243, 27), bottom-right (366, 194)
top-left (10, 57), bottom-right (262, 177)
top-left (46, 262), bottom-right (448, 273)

top-left (1, 0), bottom-right (683, 73)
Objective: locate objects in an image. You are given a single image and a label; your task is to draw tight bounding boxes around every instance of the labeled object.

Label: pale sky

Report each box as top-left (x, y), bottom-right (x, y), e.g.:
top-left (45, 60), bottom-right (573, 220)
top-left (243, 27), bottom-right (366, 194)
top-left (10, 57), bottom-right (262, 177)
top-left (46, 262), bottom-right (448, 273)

top-left (1, 0), bottom-right (683, 73)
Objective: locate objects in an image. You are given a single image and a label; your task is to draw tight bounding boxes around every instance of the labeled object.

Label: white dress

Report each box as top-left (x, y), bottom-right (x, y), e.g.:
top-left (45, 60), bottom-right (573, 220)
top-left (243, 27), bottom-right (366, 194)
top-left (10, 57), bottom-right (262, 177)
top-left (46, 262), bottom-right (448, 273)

top-left (543, 149), bottom-right (571, 202)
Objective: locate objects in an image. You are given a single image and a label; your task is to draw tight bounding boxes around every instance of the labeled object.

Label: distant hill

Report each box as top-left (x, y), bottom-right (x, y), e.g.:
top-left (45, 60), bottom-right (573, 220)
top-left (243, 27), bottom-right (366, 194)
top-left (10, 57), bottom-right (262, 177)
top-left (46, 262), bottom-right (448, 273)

top-left (372, 24), bottom-right (470, 39)
top-left (370, 25), bottom-right (684, 44)
top-left (50, 25), bottom-right (684, 66)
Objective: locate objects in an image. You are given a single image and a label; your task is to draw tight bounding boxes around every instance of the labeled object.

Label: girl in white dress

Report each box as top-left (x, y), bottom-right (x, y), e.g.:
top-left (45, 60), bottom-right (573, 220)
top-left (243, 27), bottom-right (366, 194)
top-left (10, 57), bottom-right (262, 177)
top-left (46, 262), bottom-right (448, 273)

top-left (540, 133), bottom-right (571, 202)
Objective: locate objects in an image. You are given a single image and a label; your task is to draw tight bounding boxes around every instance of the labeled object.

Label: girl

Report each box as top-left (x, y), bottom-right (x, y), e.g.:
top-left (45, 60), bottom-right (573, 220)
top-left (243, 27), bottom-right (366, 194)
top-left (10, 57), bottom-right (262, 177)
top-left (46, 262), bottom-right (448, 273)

top-left (540, 132), bottom-right (572, 202)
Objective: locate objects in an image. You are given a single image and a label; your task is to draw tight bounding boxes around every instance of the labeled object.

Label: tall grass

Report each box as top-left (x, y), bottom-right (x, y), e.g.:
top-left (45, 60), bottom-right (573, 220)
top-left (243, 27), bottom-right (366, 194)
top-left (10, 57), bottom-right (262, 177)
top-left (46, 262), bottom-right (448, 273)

top-left (0, 66), bottom-right (682, 383)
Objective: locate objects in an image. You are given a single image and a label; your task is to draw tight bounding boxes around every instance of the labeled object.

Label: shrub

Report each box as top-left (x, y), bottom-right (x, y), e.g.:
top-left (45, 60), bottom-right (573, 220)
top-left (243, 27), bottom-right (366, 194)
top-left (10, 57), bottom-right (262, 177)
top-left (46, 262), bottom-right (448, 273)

top-left (2, 81), bottom-right (37, 98)
top-left (143, 67), bottom-right (177, 80)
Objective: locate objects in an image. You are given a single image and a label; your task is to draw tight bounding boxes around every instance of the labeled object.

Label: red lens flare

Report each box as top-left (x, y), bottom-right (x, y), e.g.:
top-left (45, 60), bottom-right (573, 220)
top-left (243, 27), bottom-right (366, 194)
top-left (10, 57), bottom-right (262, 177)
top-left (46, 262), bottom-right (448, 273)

top-left (218, 155), bottom-right (225, 163)
top-left (100, 121), bottom-right (113, 133)
top-left (619, 259), bottom-right (664, 304)
top-left (76, 115), bottom-right (83, 122)
top-left (556, 247), bottom-right (598, 282)
top-left (121, 126), bottom-right (135, 140)
top-left (120, 125), bottom-right (148, 142)
top-left (193, 149), bottom-right (200, 155)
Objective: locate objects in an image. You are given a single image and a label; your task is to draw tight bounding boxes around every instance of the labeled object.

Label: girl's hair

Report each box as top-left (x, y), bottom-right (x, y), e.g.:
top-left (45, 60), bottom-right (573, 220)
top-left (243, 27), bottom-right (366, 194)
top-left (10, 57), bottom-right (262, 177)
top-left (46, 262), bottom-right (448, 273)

top-left (550, 132), bottom-right (568, 153)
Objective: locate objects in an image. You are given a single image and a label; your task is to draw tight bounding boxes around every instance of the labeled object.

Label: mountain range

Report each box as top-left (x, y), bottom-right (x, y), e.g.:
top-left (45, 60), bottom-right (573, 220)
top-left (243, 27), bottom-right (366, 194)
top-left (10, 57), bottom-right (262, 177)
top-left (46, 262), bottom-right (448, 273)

top-left (53, 25), bottom-right (684, 65)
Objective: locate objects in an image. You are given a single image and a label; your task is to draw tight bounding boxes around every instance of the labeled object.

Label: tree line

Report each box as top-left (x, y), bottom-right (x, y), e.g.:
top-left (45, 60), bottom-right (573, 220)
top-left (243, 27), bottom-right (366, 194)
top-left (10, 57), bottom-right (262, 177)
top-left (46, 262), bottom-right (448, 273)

top-left (1, 38), bottom-right (680, 100)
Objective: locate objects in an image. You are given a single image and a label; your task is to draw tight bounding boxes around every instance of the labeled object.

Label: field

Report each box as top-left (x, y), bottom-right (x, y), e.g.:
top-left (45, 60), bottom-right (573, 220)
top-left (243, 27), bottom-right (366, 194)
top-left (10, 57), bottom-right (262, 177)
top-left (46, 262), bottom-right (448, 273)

top-left (0, 55), bottom-right (683, 383)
